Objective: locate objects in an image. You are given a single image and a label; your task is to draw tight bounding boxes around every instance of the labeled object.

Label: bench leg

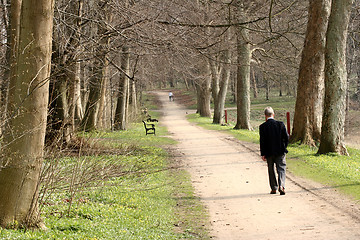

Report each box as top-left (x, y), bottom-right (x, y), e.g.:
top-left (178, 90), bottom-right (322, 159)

top-left (144, 127), bottom-right (155, 135)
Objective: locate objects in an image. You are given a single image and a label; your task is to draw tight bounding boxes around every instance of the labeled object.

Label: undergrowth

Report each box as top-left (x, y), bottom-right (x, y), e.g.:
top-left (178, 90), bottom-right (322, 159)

top-left (0, 122), bottom-right (209, 239)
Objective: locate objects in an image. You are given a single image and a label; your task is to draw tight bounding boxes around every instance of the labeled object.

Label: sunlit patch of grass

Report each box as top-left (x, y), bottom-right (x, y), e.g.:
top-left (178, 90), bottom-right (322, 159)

top-left (287, 145), bottom-right (360, 201)
top-left (82, 122), bottom-right (177, 149)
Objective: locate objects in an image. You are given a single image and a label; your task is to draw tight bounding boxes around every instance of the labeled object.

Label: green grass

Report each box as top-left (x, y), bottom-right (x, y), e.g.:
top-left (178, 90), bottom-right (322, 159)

top-left (142, 92), bottom-right (162, 111)
top-left (0, 124), bottom-right (209, 239)
top-left (176, 88), bottom-right (296, 130)
top-left (287, 145), bottom-right (360, 201)
top-left (90, 122), bottom-right (176, 148)
top-left (188, 113), bottom-right (360, 202)
top-left (187, 113), bottom-right (259, 143)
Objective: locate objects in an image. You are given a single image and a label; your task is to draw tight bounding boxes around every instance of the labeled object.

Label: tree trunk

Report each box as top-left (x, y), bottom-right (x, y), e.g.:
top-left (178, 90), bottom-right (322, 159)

top-left (74, 61), bottom-right (84, 121)
top-left (231, 73), bottom-right (236, 103)
top-left (96, 11), bottom-right (112, 130)
top-left (129, 79), bottom-right (138, 120)
top-left (197, 83), bottom-right (212, 117)
top-left (80, 60), bottom-right (102, 132)
top-left (318, 0), bottom-right (353, 155)
top-left (48, 75), bottom-right (71, 145)
top-left (210, 56), bottom-right (222, 123)
top-left (47, 0), bottom-right (84, 143)
top-left (279, 81), bottom-right (283, 97)
top-left (217, 58), bottom-right (231, 125)
top-left (213, 50), bottom-right (231, 124)
top-left (0, 0), bottom-right (54, 228)
top-left (251, 68), bottom-right (258, 99)
top-left (265, 78), bottom-right (270, 100)
top-left (97, 56), bottom-right (109, 129)
top-left (114, 46), bottom-right (130, 130)
top-left (66, 0), bottom-right (84, 135)
top-left (71, 0), bottom-right (84, 125)
top-left (197, 62), bottom-right (212, 117)
top-left (234, 21), bottom-right (252, 130)
top-left (291, 0), bottom-right (331, 146)
top-left (196, 84), bottom-right (202, 114)
top-left (80, 8), bottom-right (110, 132)
top-left (0, 0), bottom-right (10, 136)
top-left (184, 78), bottom-right (190, 90)
top-left (357, 67), bottom-right (360, 100)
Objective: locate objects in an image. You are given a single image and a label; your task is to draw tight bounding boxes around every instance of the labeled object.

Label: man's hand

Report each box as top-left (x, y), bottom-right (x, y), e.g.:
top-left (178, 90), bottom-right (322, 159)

top-left (261, 156), bottom-right (266, 162)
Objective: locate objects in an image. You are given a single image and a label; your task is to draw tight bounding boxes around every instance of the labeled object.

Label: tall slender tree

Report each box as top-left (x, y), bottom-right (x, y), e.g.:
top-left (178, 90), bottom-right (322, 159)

top-left (47, 0), bottom-right (84, 145)
top-left (211, 49), bottom-right (232, 124)
top-left (0, 0), bottom-right (55, 228)
top-left (114, 46), bottom-right (131, 130)
top-left (234, 12), bottom-right (252, 130)
top-left (80, 1), bottom-right (110, 132)
top-left (318, 0), bottom-right (354, 155)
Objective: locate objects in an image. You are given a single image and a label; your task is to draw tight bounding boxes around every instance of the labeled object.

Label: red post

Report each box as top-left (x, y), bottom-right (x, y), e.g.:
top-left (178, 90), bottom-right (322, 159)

top-left (286, 112), bottom-right (291, 135)
top-left (225, 110), bottom-right (228, 123)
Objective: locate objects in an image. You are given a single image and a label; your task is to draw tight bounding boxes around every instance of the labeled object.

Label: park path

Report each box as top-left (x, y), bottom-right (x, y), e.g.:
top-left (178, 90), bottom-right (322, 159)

top-left (156, 91), bottom-right (360, 240)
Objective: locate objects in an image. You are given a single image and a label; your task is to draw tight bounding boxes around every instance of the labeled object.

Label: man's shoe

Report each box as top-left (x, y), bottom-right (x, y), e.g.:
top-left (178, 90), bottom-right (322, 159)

top-left (270, 190), bottom-right (277, 194)
top-left (279, 187), bottom-right (285, 195)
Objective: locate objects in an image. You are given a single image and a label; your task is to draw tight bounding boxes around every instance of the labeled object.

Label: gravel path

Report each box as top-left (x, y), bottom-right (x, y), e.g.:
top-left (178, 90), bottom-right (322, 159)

top-left (157, 91), bottom-right (360, 240)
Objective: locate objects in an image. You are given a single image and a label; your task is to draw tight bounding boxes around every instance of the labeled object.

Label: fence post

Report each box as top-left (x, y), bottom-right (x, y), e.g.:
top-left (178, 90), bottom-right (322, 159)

top-left (225, 110), bottom-right (228, 123)
top-left (286, 112), bottom-right (291, 135)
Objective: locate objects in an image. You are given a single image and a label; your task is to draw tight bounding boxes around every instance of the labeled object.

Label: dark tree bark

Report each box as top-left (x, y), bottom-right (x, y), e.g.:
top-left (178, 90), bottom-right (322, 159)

top-left (80, 1), bottom-right (110, 132)
top-left (234, 21), bottom-right (252, 130)
top-left (80, 58), bottom-right (103, 132)
top-left (47, 0), bottom-right (84, 144)
top-left (195, 60), bottom-right (212, 118)
top-left (114, 46), bottom-right (130, 130)
top-left (291, 0), bottom-right (331, 146)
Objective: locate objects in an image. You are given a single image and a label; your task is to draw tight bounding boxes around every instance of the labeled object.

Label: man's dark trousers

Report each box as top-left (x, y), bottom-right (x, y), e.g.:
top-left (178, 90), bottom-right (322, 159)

top-left (267, 154), bottom-right (286, 191)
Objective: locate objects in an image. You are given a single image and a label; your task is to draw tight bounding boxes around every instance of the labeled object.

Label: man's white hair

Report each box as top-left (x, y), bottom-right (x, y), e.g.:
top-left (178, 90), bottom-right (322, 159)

top-left (264, 107), bottom-right (274, 117)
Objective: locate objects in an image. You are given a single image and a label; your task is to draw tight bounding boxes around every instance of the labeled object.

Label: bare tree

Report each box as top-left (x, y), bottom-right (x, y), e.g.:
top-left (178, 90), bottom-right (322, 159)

top-left (234, 9), bottom-right (252, 130)
top-left (114, 46), bottom-right (131, 130)
top-left (80, 0), bottom-right (111, 132)
top-left (211, 49), bottom-right (232, 124)
top-left (47, 0), bottom-right (85, 145)
top-left (0, 0), bottom-right (55, 228)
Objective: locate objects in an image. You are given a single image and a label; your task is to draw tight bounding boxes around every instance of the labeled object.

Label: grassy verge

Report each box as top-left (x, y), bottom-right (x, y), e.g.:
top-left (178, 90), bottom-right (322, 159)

top-left (0, 123), bottom-right (209, 239)
top-left (187, 113), bottom-right (360, 202)
top-left (287, 145), bottom-right (360, 201)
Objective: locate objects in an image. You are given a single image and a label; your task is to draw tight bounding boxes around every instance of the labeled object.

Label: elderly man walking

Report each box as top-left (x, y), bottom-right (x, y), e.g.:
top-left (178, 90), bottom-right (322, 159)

top-left (259, 107), bottom-right (289, 195)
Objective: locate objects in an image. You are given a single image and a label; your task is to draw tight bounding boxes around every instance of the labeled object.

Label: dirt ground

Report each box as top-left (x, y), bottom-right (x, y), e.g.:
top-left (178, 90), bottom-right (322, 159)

top-left (156, 91), bottom-right (360, 240)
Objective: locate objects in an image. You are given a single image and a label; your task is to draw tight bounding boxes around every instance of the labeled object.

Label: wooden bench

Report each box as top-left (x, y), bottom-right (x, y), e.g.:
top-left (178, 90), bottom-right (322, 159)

top-left (146, 116), bottom-right (158, 122)
top-left (142, 121), bottom-right (156, 135)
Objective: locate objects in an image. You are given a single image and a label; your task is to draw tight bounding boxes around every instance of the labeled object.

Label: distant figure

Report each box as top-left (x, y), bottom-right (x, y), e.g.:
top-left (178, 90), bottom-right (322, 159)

top-left (169, 92), bottom-right (174, 101)
top-left (259, 107), bottom-right (289, 195)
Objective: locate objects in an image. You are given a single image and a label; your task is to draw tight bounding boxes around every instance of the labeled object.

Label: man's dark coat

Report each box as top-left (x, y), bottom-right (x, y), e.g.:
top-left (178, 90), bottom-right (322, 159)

top-left (259, 119), bottom-right (289, 158)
